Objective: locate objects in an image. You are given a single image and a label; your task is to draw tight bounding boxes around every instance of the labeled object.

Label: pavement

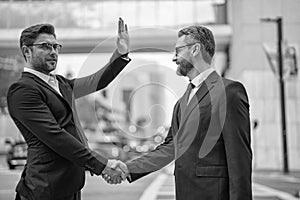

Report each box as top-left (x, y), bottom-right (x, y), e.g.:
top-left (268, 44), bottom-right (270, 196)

top-left (0, 157), bottom-right (300, 200)
top-left (138, 165), bottom-right (300, 200)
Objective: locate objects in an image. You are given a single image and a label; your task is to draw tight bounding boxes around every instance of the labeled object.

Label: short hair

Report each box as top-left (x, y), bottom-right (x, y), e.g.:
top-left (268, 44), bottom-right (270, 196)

top-left (20, 24), bottom-right (56, 59)
top-left (178, 25), bottom-right (215, 64)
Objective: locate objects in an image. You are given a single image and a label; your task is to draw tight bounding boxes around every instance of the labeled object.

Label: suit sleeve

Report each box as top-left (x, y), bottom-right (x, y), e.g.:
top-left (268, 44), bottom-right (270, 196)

top-left (126, 101), bottom-right (180, 182)
top-left (220, 82), bottom-right (252, 200)
top-left (71, 50), bottom-right (131, 99)
top-left (7, 83), bottom-right (108, 175)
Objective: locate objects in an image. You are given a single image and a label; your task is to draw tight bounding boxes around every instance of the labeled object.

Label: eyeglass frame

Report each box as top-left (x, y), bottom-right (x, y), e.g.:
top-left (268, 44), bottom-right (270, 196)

top-left (29, 42), bottom-right (62, 52)
top-left (174, 42), bottom-right (199, 57)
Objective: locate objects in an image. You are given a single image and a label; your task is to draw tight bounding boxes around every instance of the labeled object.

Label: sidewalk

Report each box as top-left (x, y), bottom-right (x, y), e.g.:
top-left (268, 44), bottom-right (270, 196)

top-left (253, 170), bottom-right (300, 198)
top-left (139, 167), bottom-right (300, 200)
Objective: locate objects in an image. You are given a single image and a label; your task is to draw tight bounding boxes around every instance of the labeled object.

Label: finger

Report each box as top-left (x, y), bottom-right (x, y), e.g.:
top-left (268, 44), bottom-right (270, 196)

top-left (115, 177), bottom-right (122, 184)
top-left (120, 172), bottom-right (126, 181)
top-left (103, 175), bottom-right (110, 182)
top-left (111, 160), bottom-right (123, 169)
top-left (115, 167), bottom-right (126, 180)
top-left (110, 176), bottom-right (121, 184)
top-left (120, 17), bottom-right (124, 32)
top-left (118, 18), bottom-right (122, 34)
top-left (110, 161), bottom-right (119, 169)
top-left (125, 24), bottom-right (128, 33)
top-left (127, 174), bottom-right (132, 182)
top-left (117, 161), bottom-right (129, 175)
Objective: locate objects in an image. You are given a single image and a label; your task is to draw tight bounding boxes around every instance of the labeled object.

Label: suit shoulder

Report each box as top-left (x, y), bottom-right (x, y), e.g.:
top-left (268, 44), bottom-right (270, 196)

top-left (8, 78), bottom-right (38, 97)
top-left (56, 74), bottom-right (74, 88)
top-left (221, 78), bottom-right (249, 104)
top-left (222, 78), bottom-right (246, 93)
top-left (56, 74), bottom-right (68, 82)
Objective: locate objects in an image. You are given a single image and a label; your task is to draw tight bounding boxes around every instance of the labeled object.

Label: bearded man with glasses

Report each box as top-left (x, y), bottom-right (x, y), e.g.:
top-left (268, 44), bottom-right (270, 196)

top-left (105, 25), bottom-right (252, 200)
top-left (7, 18), bottom-right (130, 200)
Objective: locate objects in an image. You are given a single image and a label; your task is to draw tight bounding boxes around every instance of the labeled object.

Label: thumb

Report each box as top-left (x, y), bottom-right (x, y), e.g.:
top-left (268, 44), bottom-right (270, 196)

top-left (107, 159), bottom-right (118, 169)
top-left (116, 161), bottom-right (129, 175)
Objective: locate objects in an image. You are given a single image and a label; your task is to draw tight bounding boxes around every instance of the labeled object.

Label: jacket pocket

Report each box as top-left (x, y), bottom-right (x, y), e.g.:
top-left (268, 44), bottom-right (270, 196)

top-left (196, 166), bottom-right (228, 177)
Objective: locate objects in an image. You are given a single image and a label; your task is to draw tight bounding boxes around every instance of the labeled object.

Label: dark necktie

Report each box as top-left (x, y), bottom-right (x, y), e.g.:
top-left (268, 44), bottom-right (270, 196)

top-left (184, 82), bottom-right (195, 105)
top-left (180, 82), bottom-right (195, 122)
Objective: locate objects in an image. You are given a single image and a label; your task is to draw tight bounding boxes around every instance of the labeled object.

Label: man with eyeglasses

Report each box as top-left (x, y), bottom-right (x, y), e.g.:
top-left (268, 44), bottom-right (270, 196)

top-left (105, 25), bottom-right (252, 200)
top-left (7, 18), bottom-right (130, 200)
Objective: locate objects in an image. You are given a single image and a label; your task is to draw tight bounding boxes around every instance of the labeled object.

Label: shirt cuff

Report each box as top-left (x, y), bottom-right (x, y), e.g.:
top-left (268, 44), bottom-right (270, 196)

top-left (120, 53), bottom-right (130, 61)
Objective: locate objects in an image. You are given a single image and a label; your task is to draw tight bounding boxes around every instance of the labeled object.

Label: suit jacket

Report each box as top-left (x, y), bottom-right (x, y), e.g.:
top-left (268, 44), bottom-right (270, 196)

top-left (7, 50), bottom-right (130, 200)
top-left (126, 71), bottom-right (252, 200)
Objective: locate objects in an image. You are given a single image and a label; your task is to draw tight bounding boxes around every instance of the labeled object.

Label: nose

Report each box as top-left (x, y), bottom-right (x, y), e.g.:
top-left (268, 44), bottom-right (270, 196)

top-left (172, 54), bottom-right (177, 62)
top-left (49, 47), bottom-right (58, 56)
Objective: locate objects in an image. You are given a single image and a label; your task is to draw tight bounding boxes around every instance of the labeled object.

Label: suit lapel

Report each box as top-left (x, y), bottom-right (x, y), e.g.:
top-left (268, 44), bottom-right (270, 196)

top-left (57, 78), bottom-right (74, 109)
top-left (180, 71), bottom-right (220, 124)
top-left (22, 72), bottom-right (73, 110)
top-left (22, 72), bottom-right (88, 145)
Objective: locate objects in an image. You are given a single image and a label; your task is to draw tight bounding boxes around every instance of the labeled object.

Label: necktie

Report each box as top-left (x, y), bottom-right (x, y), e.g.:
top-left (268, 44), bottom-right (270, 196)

top-left (180, 82), bottom-right (195, 122)
top-left (185, 82), bottom-right (195, 105)
top-left (48, 74), bottom-right (56, 87)
top-left (48, 74), bottom-right (56, 86)
top-left (49, 74), bottom-right (87, 146)
top-left (48, 74), bottom-right (62, 95)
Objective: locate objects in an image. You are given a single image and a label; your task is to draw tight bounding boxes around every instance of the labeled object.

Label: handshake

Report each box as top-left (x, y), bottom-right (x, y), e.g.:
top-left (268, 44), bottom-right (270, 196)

top-left (101, 159), bottom-right (131, 184)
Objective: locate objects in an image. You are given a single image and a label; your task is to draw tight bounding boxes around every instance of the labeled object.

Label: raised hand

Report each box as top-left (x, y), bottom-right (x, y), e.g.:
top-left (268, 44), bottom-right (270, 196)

top-left (116, 17), bottom-right (130, 55)
top-left (102, 159), bottom-right (130, 184)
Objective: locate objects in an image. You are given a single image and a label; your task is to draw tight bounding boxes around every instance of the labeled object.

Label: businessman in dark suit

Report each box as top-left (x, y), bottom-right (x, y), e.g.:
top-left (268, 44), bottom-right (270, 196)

top-left (7, 18), bottom-right (130, 200)
top-left (106, 25), bottom-right (252, 200)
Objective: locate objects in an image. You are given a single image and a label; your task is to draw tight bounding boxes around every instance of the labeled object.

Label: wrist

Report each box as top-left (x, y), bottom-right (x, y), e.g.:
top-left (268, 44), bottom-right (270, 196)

top-left (120, 52), bottom-right (129, 59)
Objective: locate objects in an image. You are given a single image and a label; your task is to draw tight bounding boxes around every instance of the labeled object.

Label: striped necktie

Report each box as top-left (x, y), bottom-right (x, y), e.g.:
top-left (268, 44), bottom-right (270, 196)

top-left (48, 74), bottom-right (62, 95)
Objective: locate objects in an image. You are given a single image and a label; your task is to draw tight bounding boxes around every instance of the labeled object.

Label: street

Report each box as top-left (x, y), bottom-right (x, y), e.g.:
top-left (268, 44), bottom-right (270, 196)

top-left (0, 155), bottom-right (157, 200)
top-left (0, 167), bottom-right (157, 200)
top-left (1, 155), bottom-right (300, 200)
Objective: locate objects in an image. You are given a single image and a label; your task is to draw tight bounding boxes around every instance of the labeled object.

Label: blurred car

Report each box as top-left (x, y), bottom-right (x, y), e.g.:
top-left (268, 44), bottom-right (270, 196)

top-left (5, 139), bottom-right (27, 170)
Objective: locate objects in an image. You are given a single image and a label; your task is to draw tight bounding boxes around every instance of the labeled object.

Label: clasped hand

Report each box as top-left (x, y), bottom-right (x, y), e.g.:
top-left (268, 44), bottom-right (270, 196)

top-left (101, 159), bottom-right (130, 184)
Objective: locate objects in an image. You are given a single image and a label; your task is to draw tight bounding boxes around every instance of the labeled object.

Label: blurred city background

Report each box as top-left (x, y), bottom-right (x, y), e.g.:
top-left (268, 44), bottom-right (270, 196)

top-left (0, 0), bottom-right (299, 199)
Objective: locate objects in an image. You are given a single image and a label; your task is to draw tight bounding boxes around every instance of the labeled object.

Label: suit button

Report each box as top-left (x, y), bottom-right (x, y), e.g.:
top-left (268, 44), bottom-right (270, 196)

top-left (178, 143), bottom-right (182, 148)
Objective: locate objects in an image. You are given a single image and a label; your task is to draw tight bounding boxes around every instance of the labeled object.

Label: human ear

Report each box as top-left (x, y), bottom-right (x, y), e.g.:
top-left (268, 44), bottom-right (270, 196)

top-left (22, 45), bottom-right (32, 62)
top-left (192, 43), bottom-right (201, 57)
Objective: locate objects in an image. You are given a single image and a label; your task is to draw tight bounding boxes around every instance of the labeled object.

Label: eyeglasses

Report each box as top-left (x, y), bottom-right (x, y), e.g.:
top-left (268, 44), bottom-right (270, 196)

top-left (174, 43), bottom-right (198, 56)
top-left (30, 43), bottom-right (62, 52)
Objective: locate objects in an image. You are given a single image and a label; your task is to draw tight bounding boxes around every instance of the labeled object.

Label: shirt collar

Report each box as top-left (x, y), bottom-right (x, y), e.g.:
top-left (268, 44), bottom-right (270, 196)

top-left (190, 68), bottom-right (214, 88)
top-left (24, 67), bottom-right (55, 83)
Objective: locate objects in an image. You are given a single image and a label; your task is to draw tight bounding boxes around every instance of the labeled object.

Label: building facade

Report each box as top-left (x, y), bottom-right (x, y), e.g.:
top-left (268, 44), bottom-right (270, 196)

top-left (227, 0), bottom-right (300, 170)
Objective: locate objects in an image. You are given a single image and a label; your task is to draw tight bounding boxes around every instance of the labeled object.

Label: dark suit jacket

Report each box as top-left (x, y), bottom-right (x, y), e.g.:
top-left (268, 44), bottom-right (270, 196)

top-left (126, 71), bottom-right (252, 200)
top-left (7, 50), bottom-right (130, 200)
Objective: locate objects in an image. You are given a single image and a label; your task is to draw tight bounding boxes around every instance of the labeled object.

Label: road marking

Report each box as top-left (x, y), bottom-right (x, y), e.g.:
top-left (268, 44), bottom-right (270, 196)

top-left (254, 183), bottom-right (299, 200)
top-left (254, 173), bottom-right (300, 183)
top-left (139, 173), bottom-right (168, 200)
top-left (140, 172), bottom-right (299, 200)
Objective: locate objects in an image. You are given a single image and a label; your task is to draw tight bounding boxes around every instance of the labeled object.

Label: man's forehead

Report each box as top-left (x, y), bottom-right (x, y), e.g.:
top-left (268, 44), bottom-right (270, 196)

top-left (175, 35), bottom-right (188, 47)
top-left (35, 33), bottom-right (57, 43)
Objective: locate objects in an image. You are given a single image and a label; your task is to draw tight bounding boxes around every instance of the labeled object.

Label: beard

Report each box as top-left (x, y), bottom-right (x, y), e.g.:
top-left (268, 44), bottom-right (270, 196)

top-left (31, 55), bottom-right (57, 74)
top-left (176, 59), bottom-right (194, 76)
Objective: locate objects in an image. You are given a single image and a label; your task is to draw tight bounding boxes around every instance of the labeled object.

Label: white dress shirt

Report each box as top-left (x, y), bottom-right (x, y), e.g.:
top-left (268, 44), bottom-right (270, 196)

top-left (24, 67), bottom-right (62, 96)
top-left (187, 68), bottom-right (215, 104)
